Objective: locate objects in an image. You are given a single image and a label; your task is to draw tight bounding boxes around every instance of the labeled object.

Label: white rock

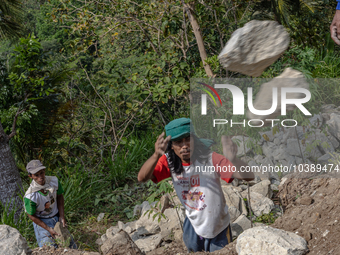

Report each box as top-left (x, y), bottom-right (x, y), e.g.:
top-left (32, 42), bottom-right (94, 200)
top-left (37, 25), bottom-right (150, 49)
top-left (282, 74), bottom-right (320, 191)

top-left (242, 180), bottom-right (272, 198)
top-left (136, 211), bottom-right (161, 236)
top-left (159, 208), bottom-right (183, 234)
top-left (97, 213), bottom-right (105, 222)
top-left (106, 226), bottom-right (119, 239)
top-left (231, 214), bottom-right (252, 238)
top-left (222, 186), bottom-right (248, 216)
top-left (141, 201), bottom-right (151, 216)
top-left (218, 20), bottom-right (290, 77)
top-left (236, 226), bottom-right (308, 255)
top-left (0, 225), bottom-right (32, 255)
top-left (101, 233), bottom-right (108, 243)
top-left (117, 221), bottom-right (125, 230)
top-left (134, 234), bottom-right (162, 253)
top-left (229, 206), bottom-right (241, 223)
top-left (271, 184), bottom-right (279, 192)
top-left (247, 192), bottom-right (275, 217)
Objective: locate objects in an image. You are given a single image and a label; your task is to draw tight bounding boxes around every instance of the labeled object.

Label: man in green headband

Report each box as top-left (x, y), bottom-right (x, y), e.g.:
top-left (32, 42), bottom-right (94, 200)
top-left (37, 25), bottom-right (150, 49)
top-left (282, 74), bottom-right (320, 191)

top-left (138, 118), bottom-right (254, 252)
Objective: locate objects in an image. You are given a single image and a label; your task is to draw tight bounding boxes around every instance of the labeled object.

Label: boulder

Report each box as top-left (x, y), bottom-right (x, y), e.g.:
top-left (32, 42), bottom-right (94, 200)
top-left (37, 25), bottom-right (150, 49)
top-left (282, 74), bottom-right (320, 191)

top-left (101, 230), bottom-right (143, 255)
top-left (159, 208), bottom-right (183, 237)
top-left (246, 68), bottom-right (309, 125)
top-left (231, 214), bottom-right (252, 238)
top-left (134, 234), bottom-right (162, 253)
top-left (97, 213), bottom-right (105, 222)
top-left (242, 180), bottom-right (272, 198)
top-left (0, 225), bottom-right (32, 255)
top-left (236, 226), bottom-right (308, 255)
top-left (218, 20), bottom-right (290, 77)
top-left (135, 213), bottom-right (161, 236)
top-left (247, 192), bottom-right (275, 217)
top-left (222, 186), bottom-right (247, 216)
top-left (229, 206), bottom-right (241, 223)
top-left (106, 226), bottom-right (119, 239)
top-left (101, 234), bottom-right (108, 243)
top-left (54, 222), bottom-right (71, 248)
top-left (135, 203), bottom-right (161, 236)
top-left (117, 221), bottom-right (125, 230)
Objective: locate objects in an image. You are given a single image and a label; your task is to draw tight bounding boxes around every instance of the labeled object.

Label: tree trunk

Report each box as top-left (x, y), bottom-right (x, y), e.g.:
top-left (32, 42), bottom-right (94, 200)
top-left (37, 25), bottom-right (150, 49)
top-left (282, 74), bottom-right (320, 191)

top-left (183, 2), bottom-right (214, 78)
top-left (0, 121), bottom-right (23, 218)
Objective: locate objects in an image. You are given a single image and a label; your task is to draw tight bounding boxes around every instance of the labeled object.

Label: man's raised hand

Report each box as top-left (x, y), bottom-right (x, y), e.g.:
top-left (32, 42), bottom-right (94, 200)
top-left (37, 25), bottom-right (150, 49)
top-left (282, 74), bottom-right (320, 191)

top-left (331, 10), bottom-right (340, 45)
top-left (221, 135), bottom-right (238, 163)
top-left (155, 132), bottom-right (171, 158)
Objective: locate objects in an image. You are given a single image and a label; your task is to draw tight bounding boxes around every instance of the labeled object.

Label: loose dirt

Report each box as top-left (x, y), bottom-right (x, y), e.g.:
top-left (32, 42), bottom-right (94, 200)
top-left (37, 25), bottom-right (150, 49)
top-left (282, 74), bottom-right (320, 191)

top-left (32, 246), bottom-right (100, 255)
top-left (272, 177), bottom-right (340, 255)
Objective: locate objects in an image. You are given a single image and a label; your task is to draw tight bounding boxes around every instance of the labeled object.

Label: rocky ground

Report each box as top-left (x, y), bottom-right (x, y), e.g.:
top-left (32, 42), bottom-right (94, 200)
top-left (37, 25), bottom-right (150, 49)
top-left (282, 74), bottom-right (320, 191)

top-left (31, 178), bottom-right (340, 255)
top-left (8, 105), bottom-right (340, 254)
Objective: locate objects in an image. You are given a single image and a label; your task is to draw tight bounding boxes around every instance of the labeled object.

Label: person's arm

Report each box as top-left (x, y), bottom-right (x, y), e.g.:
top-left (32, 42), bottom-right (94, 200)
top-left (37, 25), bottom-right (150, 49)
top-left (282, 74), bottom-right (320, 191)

top-left (138, 132), bottom-right (171, 182)
top-left (330, 2), bottom-right (340, 45)
top-left (57, 194), bottom-right (66, 227)
top-left (27, 213), bottom-right (59, 238)
top-left (221, 135), bottom-right (254, 181)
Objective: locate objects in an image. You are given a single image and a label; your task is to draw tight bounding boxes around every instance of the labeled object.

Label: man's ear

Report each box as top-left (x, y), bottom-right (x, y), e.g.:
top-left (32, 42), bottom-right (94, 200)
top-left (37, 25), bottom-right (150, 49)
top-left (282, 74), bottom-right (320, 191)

top-left (28, 174), bottom-right (32, 179)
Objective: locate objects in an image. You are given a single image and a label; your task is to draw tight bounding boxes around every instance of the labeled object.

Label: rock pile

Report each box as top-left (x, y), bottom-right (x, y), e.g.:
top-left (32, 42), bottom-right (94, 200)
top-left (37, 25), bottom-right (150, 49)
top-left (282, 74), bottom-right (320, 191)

top-left (234, 106), bottom-right (340, 178)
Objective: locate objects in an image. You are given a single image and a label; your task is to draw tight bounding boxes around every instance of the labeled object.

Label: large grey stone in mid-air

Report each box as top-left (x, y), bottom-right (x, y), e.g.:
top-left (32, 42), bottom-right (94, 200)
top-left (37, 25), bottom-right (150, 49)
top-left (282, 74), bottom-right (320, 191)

top-left (218, 20), bottom-right (290, 77)
top-left (246, 68), bottom-right (309, 126)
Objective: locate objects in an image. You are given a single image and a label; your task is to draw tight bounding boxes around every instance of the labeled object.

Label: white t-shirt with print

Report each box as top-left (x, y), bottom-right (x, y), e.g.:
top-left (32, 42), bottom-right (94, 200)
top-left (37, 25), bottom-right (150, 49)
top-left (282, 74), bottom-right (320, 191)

top-left (24, 177), bottom-right (61, 218)
top-left (152, 152), bottom-right (235, 239)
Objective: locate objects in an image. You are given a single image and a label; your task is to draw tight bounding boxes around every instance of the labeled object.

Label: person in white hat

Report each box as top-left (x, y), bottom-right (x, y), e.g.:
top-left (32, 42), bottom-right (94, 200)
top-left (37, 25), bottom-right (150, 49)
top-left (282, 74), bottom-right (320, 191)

top-left (24, 160), bottom-right (76, 248)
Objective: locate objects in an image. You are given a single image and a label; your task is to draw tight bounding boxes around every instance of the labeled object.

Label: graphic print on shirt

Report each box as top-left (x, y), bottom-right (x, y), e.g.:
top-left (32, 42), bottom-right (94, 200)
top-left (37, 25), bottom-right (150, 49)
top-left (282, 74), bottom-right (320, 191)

top-left (180, 175), bottom-right (207, 211)
top-left (43, 193), bottom-right (54, 214)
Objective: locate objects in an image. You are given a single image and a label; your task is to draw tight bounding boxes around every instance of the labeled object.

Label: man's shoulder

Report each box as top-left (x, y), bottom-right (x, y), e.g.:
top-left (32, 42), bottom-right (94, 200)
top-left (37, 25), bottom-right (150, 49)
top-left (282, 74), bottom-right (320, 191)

top-left (24, 191), bottom-right (40, 201)
top-left (46, 176), bottom-right (59, 186)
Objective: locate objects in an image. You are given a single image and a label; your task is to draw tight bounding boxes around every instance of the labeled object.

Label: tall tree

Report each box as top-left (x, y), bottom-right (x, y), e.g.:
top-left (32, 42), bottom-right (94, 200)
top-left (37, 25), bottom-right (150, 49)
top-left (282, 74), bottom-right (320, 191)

top-left (0, 0), bottom-right (24, 217)
top-left (0, 35), bottom-right (69, 216)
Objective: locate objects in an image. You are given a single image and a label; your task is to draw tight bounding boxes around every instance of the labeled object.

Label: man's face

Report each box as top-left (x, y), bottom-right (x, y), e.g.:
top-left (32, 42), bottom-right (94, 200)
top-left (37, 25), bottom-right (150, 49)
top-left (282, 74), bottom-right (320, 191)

top-left (29, 169), bottom-right (46, 185)
top-left (171, 135), bottom-right (194, 163)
